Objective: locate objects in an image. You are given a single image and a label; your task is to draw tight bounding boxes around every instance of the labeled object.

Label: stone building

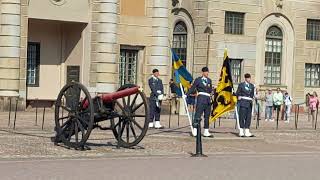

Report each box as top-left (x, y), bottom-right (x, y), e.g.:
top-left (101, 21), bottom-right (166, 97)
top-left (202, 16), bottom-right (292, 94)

top-left (0, 0), bottom-right (319, 109)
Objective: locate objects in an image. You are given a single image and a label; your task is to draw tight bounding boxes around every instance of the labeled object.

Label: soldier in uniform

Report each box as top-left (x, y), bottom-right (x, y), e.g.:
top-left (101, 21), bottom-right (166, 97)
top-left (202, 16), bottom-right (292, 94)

top-left (148, 69), bottom-right (164, 129)
top-left (185, 67), bottom-right (213, 137)
top-left (236, 73), bottom-right (255, 137)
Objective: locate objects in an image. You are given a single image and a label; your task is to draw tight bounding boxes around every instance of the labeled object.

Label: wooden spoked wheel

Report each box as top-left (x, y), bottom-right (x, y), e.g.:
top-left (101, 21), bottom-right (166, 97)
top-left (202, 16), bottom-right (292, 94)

top-left (54, 82), bottom-right (94, 149)
top-left (111, 84), bottom-right (149, 148)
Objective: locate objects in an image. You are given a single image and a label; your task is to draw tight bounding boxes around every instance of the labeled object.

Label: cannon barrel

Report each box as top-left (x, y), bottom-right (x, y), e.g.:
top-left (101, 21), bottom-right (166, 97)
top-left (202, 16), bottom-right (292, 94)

top-left (82, 86), bottom-right (140, 108)
top-left (101, 86), bottom-right (139, 103)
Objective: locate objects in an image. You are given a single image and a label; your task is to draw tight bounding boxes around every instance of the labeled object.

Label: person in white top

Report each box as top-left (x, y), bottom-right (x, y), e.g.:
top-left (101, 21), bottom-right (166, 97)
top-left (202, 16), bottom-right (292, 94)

top-left (283, 92), bottom-right (292, 122)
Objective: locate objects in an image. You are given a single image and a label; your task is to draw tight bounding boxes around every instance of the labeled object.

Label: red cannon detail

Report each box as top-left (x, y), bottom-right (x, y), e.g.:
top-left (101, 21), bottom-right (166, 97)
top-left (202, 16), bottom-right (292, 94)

top-left (82, 86), bottom-right (140, 109)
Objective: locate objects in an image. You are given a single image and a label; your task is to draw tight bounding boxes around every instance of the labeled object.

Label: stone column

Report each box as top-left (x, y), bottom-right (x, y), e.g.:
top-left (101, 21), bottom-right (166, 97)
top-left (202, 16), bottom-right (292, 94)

top-left (150, 0), bottom-right (169, 78)
top-left (90, 0), bottom-right (119, 93)
top-left (0, 0), bottom-right (21, 97)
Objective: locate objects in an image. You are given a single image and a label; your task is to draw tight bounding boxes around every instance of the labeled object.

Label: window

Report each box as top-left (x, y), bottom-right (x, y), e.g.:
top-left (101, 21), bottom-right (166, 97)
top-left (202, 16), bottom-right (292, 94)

top-left (225, 11), bottom-right (245, 35)
top-left (119, 49), bottom-right (138, 86)
top-left (27, 42), bottom-right (40, 87)
top-left (229, 59), bottom-right (242, 84)
top-left (264, 26), bottom-right (282, 85)
top-left (306, 19), bottom-right (320, 41)
top-left (172, 21), bottom-right (187, 66)
top-left (305, 63), bottom-right (320, 87)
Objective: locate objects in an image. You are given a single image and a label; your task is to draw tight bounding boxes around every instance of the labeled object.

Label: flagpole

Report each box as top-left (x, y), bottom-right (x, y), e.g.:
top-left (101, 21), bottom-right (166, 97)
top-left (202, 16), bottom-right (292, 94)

top-left (232, 88), bottom-right (240, 130)
top-left (179, 83), bottom-right (194, 134)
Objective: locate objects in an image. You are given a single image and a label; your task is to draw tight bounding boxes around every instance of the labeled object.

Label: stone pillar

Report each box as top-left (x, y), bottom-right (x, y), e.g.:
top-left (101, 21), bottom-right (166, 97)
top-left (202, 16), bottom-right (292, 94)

top-left (90, 0), bottom-right (119, 93)
top-left (0, 0), bottom-right (21, 97)
top-left (150, 0), bottom-right (169, 80)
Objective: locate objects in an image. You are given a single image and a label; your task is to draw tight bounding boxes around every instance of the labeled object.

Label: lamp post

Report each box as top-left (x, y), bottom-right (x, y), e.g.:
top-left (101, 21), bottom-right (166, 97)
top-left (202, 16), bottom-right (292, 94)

top-left (204, 22), bottom-right (213, 67)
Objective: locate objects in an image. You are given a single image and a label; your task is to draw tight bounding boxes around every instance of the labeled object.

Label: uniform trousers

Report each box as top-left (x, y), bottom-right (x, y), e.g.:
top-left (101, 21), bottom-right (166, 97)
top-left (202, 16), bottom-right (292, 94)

top-left (239, 105), bottom-right (252, 129)
top-left (194, 102), bottom-right (210, 129)
top-left (149, 100), bottom-right (161, 122)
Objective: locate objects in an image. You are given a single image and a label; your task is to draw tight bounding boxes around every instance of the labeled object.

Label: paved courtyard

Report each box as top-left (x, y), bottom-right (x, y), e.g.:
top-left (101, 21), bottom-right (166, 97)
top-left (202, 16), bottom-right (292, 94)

top-left (0, 110), bottom-right (319, 179)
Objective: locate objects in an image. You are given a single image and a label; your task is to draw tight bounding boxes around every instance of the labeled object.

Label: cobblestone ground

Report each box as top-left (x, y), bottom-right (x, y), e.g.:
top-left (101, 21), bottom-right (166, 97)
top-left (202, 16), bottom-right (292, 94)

top-left (0, 109), bottom-right (319, 160)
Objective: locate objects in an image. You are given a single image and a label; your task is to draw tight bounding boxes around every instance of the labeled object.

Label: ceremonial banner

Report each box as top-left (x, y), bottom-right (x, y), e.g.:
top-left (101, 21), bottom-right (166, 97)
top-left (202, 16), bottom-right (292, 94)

top-left (171, 49), bottom-right (193, 96)
top-left (210, 49), bottom-right (237, 123)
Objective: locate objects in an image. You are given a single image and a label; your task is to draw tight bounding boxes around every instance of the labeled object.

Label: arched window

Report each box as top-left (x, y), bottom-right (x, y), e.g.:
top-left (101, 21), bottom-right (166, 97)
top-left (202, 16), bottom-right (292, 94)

top-left (264, 26), bottom-right (283, 85)
top-left (173, 21), bottom-right (188, 66)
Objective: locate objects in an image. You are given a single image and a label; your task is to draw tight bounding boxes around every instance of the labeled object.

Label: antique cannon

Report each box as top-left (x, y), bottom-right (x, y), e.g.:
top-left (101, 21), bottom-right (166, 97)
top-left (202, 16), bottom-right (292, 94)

top-left (54, 82), bottom-right (149, 150)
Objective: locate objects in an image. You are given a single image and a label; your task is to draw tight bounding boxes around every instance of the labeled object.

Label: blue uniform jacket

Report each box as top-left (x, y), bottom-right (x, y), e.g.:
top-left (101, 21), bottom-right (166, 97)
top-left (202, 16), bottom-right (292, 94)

top-left (236, 82), bottom-right (255, 108)
top-left (187, 77), bottom-right (213, 105)
top-left (148, 77), bottom-right (164, 101)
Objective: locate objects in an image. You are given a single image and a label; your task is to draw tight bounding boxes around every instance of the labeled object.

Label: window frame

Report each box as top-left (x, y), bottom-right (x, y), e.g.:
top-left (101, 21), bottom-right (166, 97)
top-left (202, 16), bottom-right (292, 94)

top-left (172, 21), bottom-right (188, 67)
top-left (119, 49), bottom-right (139, 86)
top-left (264, 26), bottom-right (283, 85)
top-left (229, 58), bottom-right (243, 84)
top-left (306, 19), bottom-right (320, 41)
top-left (27, 42), bottom-right (40, 87)
top-left (224, 11), bottom-right (245, 35)
top-left (305, 63), bottom-right (320, 87)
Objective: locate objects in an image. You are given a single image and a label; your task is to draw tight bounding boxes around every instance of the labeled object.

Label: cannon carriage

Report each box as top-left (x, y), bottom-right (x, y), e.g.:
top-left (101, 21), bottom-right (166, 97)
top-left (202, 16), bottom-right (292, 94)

top-left (54, 82), bottom-right (149, 150)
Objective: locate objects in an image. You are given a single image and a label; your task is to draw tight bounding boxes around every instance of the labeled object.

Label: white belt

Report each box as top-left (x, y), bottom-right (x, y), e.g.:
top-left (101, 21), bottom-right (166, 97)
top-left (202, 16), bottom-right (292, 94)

top-left (239, 96), bottom-right (253, 101)
top-left (198, 92), bottom-right (211, 97)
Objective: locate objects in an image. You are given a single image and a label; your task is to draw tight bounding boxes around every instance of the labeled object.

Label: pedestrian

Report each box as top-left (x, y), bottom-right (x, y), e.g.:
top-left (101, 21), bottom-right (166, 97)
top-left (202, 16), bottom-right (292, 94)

top-left (264, 89), bottom-right (273, 121)
top-left (169, 78), bottom-right (178, 114)
top-left (148, 69), bottom-right (164, 129)
top-left (309, 92), bottom-right (319, 124)
top-left (236, 73), bottom-right (255, 137)
top-left (185, 67), bottom-right (213, 137)
top-left (284, 92), bottom-right (292, 123)
top-left (273, 88), bottom-right (284, 122)
top-left (254, 88), bottom-right (262, 120)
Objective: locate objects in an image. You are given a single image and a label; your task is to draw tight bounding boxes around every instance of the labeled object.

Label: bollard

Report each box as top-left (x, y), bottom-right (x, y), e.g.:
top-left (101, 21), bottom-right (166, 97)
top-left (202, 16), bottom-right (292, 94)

top-left (41, 107), bottom-right (46, 130)
top-left (35, 99), bottom-right (38, 126)
top-left (8, 97), bottom-right (12, 127)
top-left (177, 111), bottom-right (180, 127)
top-left (276, 107), bottom-right (280, 130)
top-left (13, 98), bottom-right (18, 130)
top-left (191, 118), bottom-right (207, 157)
top-left (169, 99), bottom-right (172, 128)
top-left (295, 105), bottom-right (300, 130)
top-left (315, 107), bottom-right (318, 130)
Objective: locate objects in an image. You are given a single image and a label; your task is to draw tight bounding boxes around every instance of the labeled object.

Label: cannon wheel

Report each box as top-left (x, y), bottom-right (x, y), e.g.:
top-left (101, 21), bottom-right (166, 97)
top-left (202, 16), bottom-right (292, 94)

top-left (111, 84), bottom-right (149, 148)
top-left (54, 82), bottom-right (94, 149)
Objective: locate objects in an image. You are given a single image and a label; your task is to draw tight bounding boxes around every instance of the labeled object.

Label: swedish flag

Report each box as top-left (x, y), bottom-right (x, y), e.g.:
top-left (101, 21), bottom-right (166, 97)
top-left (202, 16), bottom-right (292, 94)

top-left (210, 49), bottom-right (237, 122)
top-left (171, 49), bottom-right (193, 96)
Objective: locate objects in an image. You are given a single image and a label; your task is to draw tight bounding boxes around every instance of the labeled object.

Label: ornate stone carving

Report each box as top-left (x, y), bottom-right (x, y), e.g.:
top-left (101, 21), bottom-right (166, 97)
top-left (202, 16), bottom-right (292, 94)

top-left (275, 0), bottom-right (283, 9)
top-left (50, 0), bottom-right (67, 6)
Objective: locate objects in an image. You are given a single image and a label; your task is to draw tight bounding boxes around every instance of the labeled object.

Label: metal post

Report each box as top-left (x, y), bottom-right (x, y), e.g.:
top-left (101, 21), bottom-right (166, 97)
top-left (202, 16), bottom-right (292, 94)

top-left (35, 99), bottom-right (38, 126)
top-left (315, 107), bottom-right (318, 130)
top-left (276, 107), bottom-right (280, 130)
top-left (13, 98), bottom-right (18, 130)
top-left (256, 102), bottom-right (260, 129)
top-left (191, 118), bottom-right (207, 157)
top-left (295, 105), bottom-right (300, 130)
top-left (169, 99), bottom-right (172, 128)
top-left (8, 97), bottom-right (12, 127)
top-left (41, 107), bottom-right (46, 130)
top-left (213, 121), bottom-right (216, 128)
top-left (218, 117), bottom-right (221, 127)
top-left (177, 110), bottom-right (180, 127)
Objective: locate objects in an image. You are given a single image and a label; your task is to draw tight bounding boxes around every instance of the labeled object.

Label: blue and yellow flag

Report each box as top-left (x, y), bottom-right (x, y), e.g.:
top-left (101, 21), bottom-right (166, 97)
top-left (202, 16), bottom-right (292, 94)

top-left (171, 49), bottom-right (193, 96)
top-left (210, 49), bottom-right (237, 123)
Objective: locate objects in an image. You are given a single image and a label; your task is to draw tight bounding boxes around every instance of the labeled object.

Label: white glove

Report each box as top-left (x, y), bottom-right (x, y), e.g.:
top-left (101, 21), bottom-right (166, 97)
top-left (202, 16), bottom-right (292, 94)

top-left (157, 90), bottom-right (162, 94)
top-left (182, 94), bottom-right (187, 99)
top-left (158, 94), bottom-right (164, 101)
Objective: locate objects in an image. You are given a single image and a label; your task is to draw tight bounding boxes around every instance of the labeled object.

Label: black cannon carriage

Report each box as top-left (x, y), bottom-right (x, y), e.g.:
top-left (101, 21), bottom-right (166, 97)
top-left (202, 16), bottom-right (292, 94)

top-left (54, 82), bottom-right (149, 150)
